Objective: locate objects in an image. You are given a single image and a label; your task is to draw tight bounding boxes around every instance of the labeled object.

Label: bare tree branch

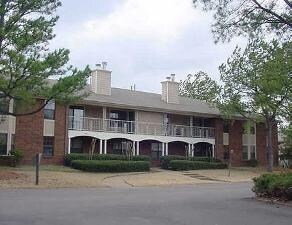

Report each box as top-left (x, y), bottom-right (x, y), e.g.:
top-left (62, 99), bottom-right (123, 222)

top-left (283, 0), bottom-right (292, 9)
top-left (252, 0), bottom-right (292, 27)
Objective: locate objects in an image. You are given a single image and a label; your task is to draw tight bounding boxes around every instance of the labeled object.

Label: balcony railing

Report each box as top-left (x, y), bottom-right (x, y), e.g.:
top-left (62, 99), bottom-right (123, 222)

top-left (68, 116), bottom-right (215, 138)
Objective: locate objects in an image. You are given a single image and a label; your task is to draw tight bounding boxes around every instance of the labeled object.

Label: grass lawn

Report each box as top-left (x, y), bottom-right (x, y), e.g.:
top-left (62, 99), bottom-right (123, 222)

top-left (1, 165), bottom-right (290, 189)
top-left (0, 165), bottom-right (110, 189)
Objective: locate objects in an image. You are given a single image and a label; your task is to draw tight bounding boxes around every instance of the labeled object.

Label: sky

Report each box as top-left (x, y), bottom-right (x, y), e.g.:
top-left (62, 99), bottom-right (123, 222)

top-left (51, 0), bottom-right (244, 93)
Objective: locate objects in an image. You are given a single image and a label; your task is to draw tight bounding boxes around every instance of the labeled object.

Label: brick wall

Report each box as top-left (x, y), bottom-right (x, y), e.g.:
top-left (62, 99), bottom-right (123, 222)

top-left (15, 101), bottom-right (68, 164)
top-left (229, 120), bottom-right (243, 166)
top-left (214, 118), bottom-right (224, 161)
top-left (15, 101), bottom-right (44, 164)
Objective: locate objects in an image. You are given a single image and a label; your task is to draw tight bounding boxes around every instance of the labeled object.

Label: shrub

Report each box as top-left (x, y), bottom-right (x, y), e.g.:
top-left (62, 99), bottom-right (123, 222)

top-left (168, 160), bottom-right (228, 171)
top-left (252, 173), bottom-right (292, 200)
top-left (71, 160), bottom-right (150, 172)
top-left (64, 154), bottom-right (150, 166)
top-left (160, 155), bottom-right (221, 169)
top-left (189, 157), bottom-right (221, 163)
top-left (0, 155), bottom-right (16, 167)
top-left (132, 155), bottom-right (150, 161)
top-left (246, 159), bottom-right (258, 167)
top-left (65, 154), bottom-right (122, 166)
top-left (160, 155), bottom-right (186, 169)
top-left (10, 149), bottom-right (23, 165)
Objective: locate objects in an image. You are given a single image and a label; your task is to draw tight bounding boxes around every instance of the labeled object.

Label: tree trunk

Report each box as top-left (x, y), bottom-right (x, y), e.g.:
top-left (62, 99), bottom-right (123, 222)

top-left (266, 120), bottom-right (274, 172)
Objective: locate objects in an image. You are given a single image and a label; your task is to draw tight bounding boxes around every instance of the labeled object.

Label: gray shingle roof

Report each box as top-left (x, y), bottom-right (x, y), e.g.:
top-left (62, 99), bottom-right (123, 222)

top-left (82, 87), bottom-right (220, 116)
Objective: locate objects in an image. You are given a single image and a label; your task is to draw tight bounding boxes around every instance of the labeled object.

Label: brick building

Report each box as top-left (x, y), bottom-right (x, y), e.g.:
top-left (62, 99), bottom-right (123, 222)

top-left (0, 63), bottom-right (278, 166)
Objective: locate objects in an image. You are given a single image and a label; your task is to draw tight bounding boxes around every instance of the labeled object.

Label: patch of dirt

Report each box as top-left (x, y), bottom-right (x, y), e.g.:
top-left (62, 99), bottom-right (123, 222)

top-left (256, 197), bottom-right (292, 207)
top-left (0, 171), bottom-right (28, 180)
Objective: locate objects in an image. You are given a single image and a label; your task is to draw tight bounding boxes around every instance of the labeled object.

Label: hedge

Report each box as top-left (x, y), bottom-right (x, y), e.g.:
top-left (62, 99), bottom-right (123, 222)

top-left (252, 173), bottom-right (292, 200)
top-left (189, 157), bottom-right (221, 163)
top-left (160, 155), bottom-right (221, 169)
top-left (71, 160), bottom-right (150, 172)
top-left (245, 159), bottom-right (258, 167)
top-left (64, 153), bottom-right (150, 166)
top-left (0, 155), bottom-right (16, 167)
top-left (160, 155), bottom-right (186, 169)
top-left (132, 155), bottom-right (151, 161)
top-left (168, 160), bottom-right (228, 171)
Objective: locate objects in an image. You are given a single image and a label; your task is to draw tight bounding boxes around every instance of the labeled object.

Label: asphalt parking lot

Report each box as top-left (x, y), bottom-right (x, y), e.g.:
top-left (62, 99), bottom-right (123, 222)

top-left (0, 182), bottom-right (291, 225)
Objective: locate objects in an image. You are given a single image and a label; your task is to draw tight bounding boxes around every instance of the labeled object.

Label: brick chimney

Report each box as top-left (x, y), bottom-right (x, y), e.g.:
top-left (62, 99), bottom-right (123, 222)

top-left (161, 74), bottom-right (179, 104)
top-left (91, 62), bottom-right (111, 95)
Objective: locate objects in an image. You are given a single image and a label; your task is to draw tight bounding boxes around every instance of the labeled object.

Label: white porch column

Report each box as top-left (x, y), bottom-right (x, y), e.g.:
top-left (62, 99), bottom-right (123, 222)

top-left (188, 143), bottom-right (191, 157)
top-left (136, 141), bottom-right (140, 155)
top-left (190, 116), bottom-right (193, 137)
top-left (165, 143), bottom-right (168, 156)
top-left (135, 111), bottom-right (139, 134)
top-left (6, 133), bottom-right (12, 154)
top-left (104, 139), bottom-right (107, 154)
top-left (191, 144), bottom-right (194, 157)
top-left (103, 107), bottom-right (107, 131)
top-left (162, 143), bottom-right (165, 156)
top-left (99, 139), bottom-right (103, 154)
top-left (68, 137), bottom-right (71, 154)
top-left (212, 144), bottom-right (215, 158)
top-left (133, 141), bottom-right (136, 156)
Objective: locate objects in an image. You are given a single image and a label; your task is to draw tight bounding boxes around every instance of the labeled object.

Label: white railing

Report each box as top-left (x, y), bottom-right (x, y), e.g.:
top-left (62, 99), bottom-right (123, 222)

top-left (68, 116), bottom-right (215, 138)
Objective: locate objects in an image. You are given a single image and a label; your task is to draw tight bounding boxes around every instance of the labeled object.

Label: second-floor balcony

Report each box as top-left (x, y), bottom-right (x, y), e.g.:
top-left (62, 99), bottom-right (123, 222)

top-left (68, 116), bottom-right (215, 139)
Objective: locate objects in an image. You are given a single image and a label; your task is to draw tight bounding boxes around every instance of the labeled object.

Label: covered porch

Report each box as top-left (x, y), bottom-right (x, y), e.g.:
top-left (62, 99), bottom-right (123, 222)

top-left (68, 130), bottom-right (216, 165)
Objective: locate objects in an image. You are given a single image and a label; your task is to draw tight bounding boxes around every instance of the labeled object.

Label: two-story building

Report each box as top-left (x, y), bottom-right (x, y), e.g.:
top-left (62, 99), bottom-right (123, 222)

top-left (1, 63), bottom-right (278, 166)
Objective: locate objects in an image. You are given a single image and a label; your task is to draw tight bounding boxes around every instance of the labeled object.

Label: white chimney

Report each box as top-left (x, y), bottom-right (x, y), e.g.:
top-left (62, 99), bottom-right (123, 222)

top-left (102, 61), bottom-right (107, 70)
top-left (171, 73), bottom-right (175, 81)
top-left (161, 74), bottom-right (179, 104)
top-left (91, 62), bottom-right (111, 95)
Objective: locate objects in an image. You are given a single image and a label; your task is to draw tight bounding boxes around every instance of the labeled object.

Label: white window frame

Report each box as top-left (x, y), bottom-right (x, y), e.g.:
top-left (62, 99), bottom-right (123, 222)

top-left (242, 121), bottom-right (257, 160)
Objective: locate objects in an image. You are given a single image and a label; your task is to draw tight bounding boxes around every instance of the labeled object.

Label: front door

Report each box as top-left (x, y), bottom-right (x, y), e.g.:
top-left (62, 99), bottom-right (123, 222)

top-left (151, 143), bottom-right (162, 161)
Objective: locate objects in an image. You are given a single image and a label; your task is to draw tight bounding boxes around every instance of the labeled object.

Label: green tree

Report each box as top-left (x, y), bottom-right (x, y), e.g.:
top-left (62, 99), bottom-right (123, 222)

top-left (193, 0), bottom-right (292, 43)
top-left (0, 0), bottom-right (91, 116)
top-left (179, 71), bottom-right (221, 104)
top-left (219, 39), bottom-right (292, 172)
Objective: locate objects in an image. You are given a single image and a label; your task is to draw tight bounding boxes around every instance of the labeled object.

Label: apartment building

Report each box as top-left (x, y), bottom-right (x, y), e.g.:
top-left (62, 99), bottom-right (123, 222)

top-left (0, 63), bottom-right (278, 166)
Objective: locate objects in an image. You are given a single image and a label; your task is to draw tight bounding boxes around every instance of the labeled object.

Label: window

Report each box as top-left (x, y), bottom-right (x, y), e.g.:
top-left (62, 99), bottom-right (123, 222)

top-left (112, 142), bottom-right (123, 155)
top-left (112, 141), bottom-right (133, 155)
top-left (242, 121), bottom-right (256, 160)
top-left (242, 146), bottom-right (249, 160)
top-left (110, 112), bottom-right (119, 120)
top-left (43, 137), bottom-right (54, 157)
top-left (242, 145), bottom-right (256, 160)
top-left (151, 143), bottom-right (162, 160)
top-left (69, 106), bottom-right (84, 129)
top-left (0, 99), bottom-right (10, 114)
top-left (0, 133), bottom-right (7, 155)
top-left (250, 146), bottom-right (256, 160)
top-left (44, 100), bottom-right (55, 120)
top-left (71, 137), bottom-right (83, 153)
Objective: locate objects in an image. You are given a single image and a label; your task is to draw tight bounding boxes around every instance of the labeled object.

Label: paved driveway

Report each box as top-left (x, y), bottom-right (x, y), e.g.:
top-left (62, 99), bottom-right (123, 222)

top-left (0, 183), bottom-right (291, 225)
